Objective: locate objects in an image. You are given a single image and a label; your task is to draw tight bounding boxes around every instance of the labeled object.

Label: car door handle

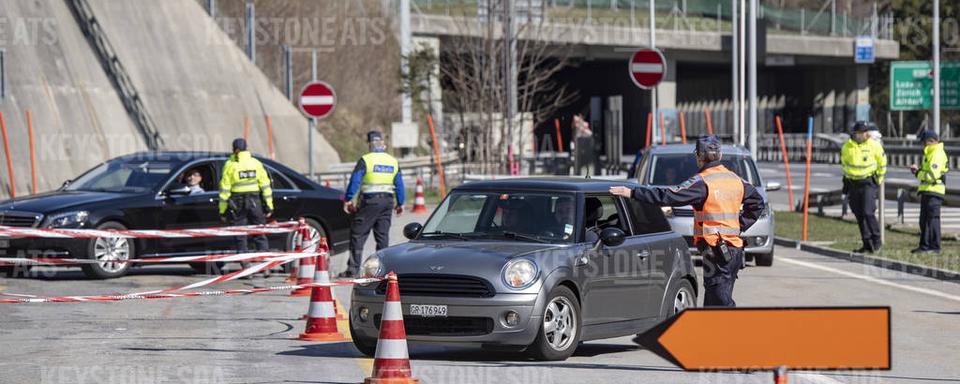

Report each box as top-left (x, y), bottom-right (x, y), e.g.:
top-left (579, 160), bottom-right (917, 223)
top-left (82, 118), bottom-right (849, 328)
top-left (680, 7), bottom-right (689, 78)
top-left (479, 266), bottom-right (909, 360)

top-left (281, 196), bottom-right (297, 201)
top-left (637, 250), bottom-right (650, 259)
top-left (208, 198), bottom-right (218, 203)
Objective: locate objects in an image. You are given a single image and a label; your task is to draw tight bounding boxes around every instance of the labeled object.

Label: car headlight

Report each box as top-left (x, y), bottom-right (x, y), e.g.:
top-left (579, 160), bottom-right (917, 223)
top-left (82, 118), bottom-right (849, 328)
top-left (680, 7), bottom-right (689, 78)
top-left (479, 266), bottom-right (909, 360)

top-left (44, 211), bottom-right (89, 228)
top-left (361, 254), bottom-right (383, 278)
top-left (502, 258), bottom-right (538, 289)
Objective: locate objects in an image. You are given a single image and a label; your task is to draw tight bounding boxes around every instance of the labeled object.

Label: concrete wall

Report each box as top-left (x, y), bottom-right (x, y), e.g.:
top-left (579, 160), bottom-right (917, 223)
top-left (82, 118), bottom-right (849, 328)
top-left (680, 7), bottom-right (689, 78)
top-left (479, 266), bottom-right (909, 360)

top-left (86, 0), bottom-right (339, 170)
top-left (0, 0), bottom-right (146, 197)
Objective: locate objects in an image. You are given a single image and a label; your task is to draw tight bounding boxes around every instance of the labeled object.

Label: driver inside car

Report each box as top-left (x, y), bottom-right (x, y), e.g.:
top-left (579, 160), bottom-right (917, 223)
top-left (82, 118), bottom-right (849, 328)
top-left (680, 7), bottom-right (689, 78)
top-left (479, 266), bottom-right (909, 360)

top-left (544, 197), bottom-right (575, 240)
top-left (500, 200), bottom-right (536, 234)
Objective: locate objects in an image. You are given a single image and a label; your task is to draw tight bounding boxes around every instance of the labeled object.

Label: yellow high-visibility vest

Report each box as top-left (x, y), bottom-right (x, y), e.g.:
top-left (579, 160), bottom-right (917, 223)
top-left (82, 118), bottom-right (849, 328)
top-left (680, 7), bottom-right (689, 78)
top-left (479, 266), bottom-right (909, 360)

top-left (918, 142), bottom-right (948, 195)
top-left (360, 152), bottom-right (399, 194)
top-left (218, 151), bottom-right (273, 214)
top-left (841, 138), bottom-right (887, 184)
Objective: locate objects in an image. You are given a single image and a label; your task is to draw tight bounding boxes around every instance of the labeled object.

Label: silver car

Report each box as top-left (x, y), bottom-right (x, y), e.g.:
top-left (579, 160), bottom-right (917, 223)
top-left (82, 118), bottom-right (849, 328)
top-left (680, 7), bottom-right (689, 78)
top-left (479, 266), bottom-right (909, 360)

top-left (349, 178), bottom-right (697, 361)
top-left (633, 144), bottom-right (779, 266)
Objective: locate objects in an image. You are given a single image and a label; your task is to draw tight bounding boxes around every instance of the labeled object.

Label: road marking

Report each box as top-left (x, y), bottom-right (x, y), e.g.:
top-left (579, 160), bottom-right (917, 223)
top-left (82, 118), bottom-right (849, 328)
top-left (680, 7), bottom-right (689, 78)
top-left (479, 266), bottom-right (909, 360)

top-left (780, 257), bottom-right (960, 303)
top-left (793, 373), bottom-right (847, 384)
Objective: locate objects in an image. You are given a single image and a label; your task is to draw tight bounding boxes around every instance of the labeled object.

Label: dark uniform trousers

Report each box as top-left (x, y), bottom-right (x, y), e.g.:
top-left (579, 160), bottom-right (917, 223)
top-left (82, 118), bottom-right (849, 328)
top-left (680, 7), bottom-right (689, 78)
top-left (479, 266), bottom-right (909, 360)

top-left (347, 193), bottom-right (395, 274)
top-left (919, 192), bottom-right (943, 251)
top-left (848, 180), bottom-right (881, 250)
top-left (700, 244), bottom-right (744, 307)
top-left (230, 192), bottom-right (269, 253)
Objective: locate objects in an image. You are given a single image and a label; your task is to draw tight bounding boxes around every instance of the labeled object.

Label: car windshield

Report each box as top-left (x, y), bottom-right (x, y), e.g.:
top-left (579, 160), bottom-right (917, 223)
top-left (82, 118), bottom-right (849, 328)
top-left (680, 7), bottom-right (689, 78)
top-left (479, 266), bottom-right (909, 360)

top-left (64, 160), bottom-right (179, 193)
top-left (421, 191), bottom-right (577, 243)
top-left (645, 153), bottom-right (761, 187)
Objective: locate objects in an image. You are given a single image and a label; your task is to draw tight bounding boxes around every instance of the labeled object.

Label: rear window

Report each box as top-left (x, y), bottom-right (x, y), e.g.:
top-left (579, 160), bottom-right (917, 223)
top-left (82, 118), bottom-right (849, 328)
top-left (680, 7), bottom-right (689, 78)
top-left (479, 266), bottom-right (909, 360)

top-left (645, 153), bottom-right (761, 187)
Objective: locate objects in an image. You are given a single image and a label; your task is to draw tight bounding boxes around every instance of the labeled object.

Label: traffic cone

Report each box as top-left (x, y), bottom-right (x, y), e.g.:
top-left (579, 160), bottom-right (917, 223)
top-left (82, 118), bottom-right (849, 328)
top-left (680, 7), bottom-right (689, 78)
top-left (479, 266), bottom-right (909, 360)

top-left (364, 272), bottom-right (419, 384)
top-left (298, 247), bottom-right (349, 342)
top-left (300, 238), bottom-right (335, 319)
top-left (286, 219), bottom-right (308, 283)
top-left (773, 367), bottom-right (788, 384)
top-left (411, 177), bottom-right (429, 214)
top-left (290, 223), bottom-right (315, 296)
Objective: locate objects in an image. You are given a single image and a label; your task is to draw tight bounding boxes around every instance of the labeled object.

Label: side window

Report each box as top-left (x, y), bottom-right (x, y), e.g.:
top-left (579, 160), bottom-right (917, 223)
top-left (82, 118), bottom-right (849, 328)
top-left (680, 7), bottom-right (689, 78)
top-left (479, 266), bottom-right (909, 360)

top-left (583, 195), bottom-right (629, 233)
top-left (625, 199), bottom-right (672, 235)
top-left (174, 162), bottom-right (217, 193)
top-left (265, 166), bottom-right (295, 190)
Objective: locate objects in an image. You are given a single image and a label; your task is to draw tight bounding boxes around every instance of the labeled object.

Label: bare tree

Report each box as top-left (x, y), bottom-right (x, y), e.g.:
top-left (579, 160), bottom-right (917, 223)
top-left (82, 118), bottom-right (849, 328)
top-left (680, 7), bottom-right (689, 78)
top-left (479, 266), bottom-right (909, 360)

top-left (437, 1), bottom-right (577, 173)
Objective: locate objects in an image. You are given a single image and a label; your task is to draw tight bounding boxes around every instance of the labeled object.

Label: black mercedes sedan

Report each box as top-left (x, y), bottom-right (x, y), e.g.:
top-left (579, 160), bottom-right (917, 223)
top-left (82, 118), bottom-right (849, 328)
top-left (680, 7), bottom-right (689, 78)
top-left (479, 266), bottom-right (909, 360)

top-left (0, 152), bottom-right (349, 279)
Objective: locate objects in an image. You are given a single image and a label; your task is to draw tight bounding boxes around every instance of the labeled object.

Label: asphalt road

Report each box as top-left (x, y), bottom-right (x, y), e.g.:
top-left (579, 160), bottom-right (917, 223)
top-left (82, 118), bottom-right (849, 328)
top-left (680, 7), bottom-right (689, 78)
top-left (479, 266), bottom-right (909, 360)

top-left (1, 211), bottom-right (959, 384)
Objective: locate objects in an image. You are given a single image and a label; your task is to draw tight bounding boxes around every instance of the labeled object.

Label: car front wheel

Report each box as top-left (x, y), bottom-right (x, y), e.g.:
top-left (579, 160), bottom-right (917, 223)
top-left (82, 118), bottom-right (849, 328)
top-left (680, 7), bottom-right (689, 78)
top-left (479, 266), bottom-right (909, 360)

top-left (80, 221), bottom-right (134, 279)
top-left (528, 285), bottom-right (581, 361)
top-left (659, 278), bottom-right (696, 320)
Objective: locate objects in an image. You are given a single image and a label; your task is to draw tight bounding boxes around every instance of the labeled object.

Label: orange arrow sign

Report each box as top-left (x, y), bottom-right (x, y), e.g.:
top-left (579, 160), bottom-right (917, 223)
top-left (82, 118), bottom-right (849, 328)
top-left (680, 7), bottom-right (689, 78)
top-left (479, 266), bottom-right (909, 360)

top-left (637, 307), bottom-right (891, 371)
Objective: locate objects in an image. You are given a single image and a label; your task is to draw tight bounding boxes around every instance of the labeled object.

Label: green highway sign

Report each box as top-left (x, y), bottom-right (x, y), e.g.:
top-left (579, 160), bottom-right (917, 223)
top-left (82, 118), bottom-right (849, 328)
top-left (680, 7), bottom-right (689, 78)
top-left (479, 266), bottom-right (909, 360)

top-left (890, 61), bottom-right (960, 111)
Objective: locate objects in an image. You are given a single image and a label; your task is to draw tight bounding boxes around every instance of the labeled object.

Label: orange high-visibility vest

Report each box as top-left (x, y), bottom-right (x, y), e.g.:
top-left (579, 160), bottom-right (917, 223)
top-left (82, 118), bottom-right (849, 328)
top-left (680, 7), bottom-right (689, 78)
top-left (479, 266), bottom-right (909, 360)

top-left (693, 165), bottom-right (744, 248)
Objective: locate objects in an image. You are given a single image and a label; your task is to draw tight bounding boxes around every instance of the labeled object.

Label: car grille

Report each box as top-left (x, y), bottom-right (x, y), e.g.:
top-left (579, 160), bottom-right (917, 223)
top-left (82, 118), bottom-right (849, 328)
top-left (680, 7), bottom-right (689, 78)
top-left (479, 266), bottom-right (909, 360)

top-left (376, 274), bottom-right (495, 298)
top-left (374, 315), bottom-right (494, 336)
top-left (0, 211), bottom-right (42, 227)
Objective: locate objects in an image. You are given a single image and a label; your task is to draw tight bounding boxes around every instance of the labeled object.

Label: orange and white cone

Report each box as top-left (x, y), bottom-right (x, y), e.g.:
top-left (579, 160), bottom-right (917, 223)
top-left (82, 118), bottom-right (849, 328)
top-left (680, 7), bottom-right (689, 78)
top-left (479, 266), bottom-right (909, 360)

top-left (290, 224), bottom-right (315, 296)
top-left (364, 272), bottom-right (419, 384)
top-left (298, 248), bottom-right (348, 342)
top-left (411, 177), bottom-right (428, 214)
top-left (286, 220), bottom-right (308, 283)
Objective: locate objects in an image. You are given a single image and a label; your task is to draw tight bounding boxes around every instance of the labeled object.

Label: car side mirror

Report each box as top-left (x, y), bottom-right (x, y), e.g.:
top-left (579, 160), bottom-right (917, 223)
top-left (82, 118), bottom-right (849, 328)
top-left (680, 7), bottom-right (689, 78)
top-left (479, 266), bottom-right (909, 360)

top-left (60, 179), bottom-right (72, 190)
top-left (403, 222), bottom-right (423, 240)
top-left (599, 227), bottom-right (626, 247)
top-left (165, 185), bottom-right (192, 197)
top-left (765, 181), bottom-right (782, 192)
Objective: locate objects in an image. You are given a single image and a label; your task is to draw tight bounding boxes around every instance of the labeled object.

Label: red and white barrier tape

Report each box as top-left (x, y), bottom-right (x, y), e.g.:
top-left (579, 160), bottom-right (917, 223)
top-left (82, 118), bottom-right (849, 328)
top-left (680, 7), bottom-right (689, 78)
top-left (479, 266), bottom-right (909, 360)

top-left (0, 250), bottom-right (321, 266)
top-left (0, 278), bottom-right (382, 304)
top-left (0, 221), bottom-right (300, 239)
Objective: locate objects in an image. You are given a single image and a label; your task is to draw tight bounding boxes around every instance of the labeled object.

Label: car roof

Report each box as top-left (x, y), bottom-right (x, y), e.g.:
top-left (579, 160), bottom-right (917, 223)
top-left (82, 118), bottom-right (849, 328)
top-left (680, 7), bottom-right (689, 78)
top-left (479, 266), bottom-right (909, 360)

top-left (645, 144), bottom-right (752, 156)
top-left (455, 177), bottom-right (633, 193)
top-left (109, 151), bottom-right (268, 163)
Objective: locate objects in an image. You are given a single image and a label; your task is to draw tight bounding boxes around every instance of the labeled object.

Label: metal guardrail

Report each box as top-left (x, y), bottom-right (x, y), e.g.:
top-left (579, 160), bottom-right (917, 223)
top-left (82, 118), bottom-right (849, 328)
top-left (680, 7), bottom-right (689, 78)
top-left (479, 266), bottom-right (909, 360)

top-left (309, 153), bottom-right (461, 190)
top-left (67, 0), bottom-right (163, 150)
top-left (757, 134), bottom-right (960, 170)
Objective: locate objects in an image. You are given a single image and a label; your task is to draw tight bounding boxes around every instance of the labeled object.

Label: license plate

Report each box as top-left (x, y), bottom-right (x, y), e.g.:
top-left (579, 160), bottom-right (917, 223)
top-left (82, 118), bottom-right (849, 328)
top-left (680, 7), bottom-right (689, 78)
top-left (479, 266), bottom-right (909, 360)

top-left (410, 304), bottom-right (447, 317)
top-left (0, 239), bottom-right (9, 248)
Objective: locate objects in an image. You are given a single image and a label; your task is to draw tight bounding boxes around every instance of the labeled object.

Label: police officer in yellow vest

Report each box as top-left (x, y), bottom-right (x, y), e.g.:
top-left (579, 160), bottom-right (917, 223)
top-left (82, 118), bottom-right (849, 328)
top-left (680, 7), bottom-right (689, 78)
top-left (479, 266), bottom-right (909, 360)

top-left (339, 131), bottom-right (405, 278)
top-left (910, 130), bottom-right (948, 254)
top-left (219, 138), bottom-right (273, 259)
top-left (611, 135), bottom-right (764, 307)
top-left (841, 121), bottom-right (887, 254)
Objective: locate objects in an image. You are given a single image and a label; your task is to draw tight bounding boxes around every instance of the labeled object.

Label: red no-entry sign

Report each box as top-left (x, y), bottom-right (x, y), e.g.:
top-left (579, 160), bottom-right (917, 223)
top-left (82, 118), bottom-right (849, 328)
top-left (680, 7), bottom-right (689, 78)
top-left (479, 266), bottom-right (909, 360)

top-left (629, 48), bottom-right (666, 89)
top-left (299, 81), bottom-right (337, 119)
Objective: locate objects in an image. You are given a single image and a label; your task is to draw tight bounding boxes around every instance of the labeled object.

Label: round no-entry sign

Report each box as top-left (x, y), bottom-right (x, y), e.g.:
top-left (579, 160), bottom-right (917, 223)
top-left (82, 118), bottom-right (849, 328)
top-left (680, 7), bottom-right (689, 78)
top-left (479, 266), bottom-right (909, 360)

top-left (629, 48), bottom-right (666, 89)
top-left (299, 81), bottom-right (337, 119)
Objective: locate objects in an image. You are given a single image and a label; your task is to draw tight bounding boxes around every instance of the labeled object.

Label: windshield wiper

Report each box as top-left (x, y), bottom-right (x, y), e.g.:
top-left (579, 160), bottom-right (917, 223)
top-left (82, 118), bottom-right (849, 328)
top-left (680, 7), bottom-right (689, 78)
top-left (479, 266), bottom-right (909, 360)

top-left (418, 231), bottom-right (469, 240)
top-left (501, 231), bottom-right (550, 243)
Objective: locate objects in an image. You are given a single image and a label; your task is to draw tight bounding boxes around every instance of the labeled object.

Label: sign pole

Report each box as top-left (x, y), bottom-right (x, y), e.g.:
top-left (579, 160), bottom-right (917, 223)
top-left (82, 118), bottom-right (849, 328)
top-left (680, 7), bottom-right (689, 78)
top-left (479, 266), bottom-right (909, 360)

top-left (649, 0), bottom-right (657, 144)
top-left (310, 49), bottom-right (317, 179)
top-left (933, 0), bottom-right (941, 135)
top-left (731, 0), bottom-right (739, 141)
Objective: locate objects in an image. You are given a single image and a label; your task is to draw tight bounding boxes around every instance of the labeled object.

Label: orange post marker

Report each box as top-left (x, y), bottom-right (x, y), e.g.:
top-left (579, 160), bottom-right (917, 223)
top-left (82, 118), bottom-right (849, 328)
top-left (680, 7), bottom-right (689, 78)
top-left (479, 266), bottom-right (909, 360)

top-left (678, 112), bottom-right (687, 144)
top-left (427, 114), bottom-right (446, 198)
top-left (775, 116), bottom-right (794, 209)
top-left (26, 110), bottom-right (37, 194)
top-left (243, 114), bottom-right (249, 142)
top-left (265, 115), bottom-right (275, 160)
top-left (704, 107), bottom-right (713, 135)
top-left (0, 112), bottom-right (15, 198)
top-left (802, 117), bottom-right (814, 241)
top-left (659, 111), bottom-right (666, 145)
top-left (553, 118), bottom-right (564, 152)
top-left (645, 112), bottom-right (652, 148)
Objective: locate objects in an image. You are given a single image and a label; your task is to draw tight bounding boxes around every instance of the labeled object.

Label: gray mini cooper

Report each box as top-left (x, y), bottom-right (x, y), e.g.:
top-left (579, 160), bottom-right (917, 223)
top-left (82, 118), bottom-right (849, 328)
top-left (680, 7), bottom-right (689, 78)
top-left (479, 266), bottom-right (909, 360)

top-left (349, 178), bottom-right (697, 361)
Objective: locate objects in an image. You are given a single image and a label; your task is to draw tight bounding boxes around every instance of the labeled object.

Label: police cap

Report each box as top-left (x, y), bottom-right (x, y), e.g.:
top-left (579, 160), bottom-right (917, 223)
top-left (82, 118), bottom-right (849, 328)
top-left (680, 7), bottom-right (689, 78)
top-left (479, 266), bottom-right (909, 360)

top-left (367, 130), bottom-right (384, 143)
top-left (851, 121), bottom-right (876, 133)
top-left (232, 138), bottom-right (247, 151)
top-left (918, 129), bottom-right (939, 142)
